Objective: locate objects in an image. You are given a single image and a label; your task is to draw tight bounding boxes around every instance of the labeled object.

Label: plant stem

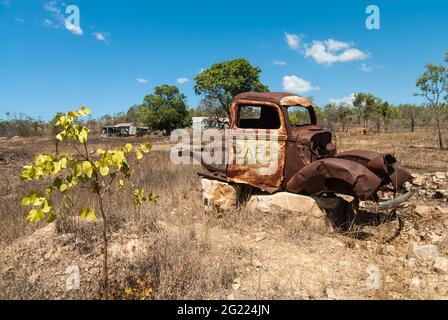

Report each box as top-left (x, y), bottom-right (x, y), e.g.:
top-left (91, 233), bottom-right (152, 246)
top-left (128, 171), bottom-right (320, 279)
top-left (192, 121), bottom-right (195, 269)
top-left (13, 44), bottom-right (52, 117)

top-left (85, 141), bottom-right (109, 300)
top-left (97, 192), bottom-right (109, 299)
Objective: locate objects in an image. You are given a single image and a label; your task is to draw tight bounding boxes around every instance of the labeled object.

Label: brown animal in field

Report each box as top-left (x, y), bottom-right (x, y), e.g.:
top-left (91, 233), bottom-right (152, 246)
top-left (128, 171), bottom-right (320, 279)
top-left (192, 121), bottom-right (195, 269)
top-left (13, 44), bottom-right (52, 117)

top-left (356, 128), bottom-right (367, 135)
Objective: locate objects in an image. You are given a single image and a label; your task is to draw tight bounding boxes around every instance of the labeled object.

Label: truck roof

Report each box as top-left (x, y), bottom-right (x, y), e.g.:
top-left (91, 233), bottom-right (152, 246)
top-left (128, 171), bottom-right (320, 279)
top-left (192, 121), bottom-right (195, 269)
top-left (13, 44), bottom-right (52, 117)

top-left (233, 92), bottom-right (315, 108)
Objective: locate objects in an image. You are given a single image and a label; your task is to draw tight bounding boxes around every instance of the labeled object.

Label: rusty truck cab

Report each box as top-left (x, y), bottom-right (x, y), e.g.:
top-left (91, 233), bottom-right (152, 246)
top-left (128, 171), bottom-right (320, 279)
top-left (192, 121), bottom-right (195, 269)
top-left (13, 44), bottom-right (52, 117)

top-left (226, 92), bottom-right (333, 192)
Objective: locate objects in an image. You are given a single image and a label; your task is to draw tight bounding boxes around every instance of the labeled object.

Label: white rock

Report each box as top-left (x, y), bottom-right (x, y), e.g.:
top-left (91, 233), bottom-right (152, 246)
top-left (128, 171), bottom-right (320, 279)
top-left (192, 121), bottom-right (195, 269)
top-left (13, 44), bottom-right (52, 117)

top-left (434, 172), bottom-right (446, 180)
top-left (406, 258), bottom-right (416, 268)
top-left (433, 257), bottom-right (448, 274)
top-left (412, 174), bottom-right (425, 186)
top-left (246, 192), bottom-right (324, 217)
top-left (418, 190), bottom-right (426, 197)
top-left (200, 178), bottom-right (241, 213)
top-left (246, 192), bottom-right (334, 233)
top-left (410, 277), bottom-right (421, 287)
top-left (415, 205), bottom-right (431, 216)
top-left (409, 243), bottom-right (439, 264)
top-left (403, 181), bottom-right (412, 192)
top-left (252, 259), bottom-right (263, 268)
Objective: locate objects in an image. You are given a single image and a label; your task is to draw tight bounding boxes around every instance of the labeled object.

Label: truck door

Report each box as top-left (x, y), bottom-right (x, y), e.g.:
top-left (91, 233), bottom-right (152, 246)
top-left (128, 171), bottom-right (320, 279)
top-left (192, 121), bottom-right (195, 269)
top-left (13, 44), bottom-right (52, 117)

top-left (226, 101), bottom-right (287, 192)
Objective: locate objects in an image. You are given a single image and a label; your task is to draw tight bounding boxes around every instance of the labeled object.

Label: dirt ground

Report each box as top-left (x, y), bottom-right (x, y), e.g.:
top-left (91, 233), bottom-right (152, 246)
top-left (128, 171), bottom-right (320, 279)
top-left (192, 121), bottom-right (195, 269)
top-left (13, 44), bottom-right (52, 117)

top-left (0, 129), bottom-right (447, 300)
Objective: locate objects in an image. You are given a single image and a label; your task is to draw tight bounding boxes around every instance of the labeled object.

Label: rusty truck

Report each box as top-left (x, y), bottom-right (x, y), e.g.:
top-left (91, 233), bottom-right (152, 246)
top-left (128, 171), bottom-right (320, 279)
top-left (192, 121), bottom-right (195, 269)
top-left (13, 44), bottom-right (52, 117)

top-left (198, 92), bottom-right (413, 211)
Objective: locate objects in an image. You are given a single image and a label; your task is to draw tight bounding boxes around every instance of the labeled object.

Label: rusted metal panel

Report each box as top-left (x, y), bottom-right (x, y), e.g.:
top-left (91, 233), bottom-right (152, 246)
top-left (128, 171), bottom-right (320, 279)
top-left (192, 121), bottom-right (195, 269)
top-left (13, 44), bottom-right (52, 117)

top-left (284, 125), bottom-right (335, 185)
top-left (335, 150), bottom-right (412, 190)
top-left (227, 99), bottom-right (287, 192)
top-left (286, 158), bottom-right (383, 200)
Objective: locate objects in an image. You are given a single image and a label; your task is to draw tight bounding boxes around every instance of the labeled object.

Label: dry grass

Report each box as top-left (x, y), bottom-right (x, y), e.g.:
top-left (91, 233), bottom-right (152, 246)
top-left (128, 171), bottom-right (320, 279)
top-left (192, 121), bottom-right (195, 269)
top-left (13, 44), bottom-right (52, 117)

top-left (335, 128), bottom-right (448, 172)
top-left (1, 128), bottom-right (447, 300)
top-left (0, 136), bottom-right (243, 299)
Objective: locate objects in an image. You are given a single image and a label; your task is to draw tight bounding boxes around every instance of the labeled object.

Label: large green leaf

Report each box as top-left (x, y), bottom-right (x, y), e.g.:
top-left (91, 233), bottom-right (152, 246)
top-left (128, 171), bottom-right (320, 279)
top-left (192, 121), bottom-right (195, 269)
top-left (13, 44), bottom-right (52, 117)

top-left (26, 208), bottom-right (45, 223)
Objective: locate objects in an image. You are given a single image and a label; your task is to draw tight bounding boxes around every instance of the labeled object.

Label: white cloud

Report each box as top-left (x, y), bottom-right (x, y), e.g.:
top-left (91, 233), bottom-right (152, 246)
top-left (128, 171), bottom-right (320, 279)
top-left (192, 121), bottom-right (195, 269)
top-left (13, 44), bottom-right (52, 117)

top-left (177, 78), bottom-right (189, 84)
top-left (329, 93), bottom-right (356, 107)
top-left (282, 75), bottom-right (319, 94)
top-left (92, 32), bottom-right (109, 42)
top-left (14, 18), bottom-right (24, 23)
top-left (359, 63), bottom-right (373, 72)
top-left (304, 39), bottom-right (368, 65)
top-left (44, 1), bottom-right (83, 36)
top-left (93, 32), bottom-right (105, 41)
top-left (44, 1), bottom-right (59, 13)
top-left (1, 0), bottom-right (11, 7)
top-left (273, 60), bottom-right (287, 66)
top-left (359, 63), bottom-right (381, 72)
top-left (43, 18), bottom-right (53, 27)
top-left (136, 78), bottom-right (148, 84)
top-left (284, 32), bottom-right (301, 49)
top-left (325, 39), bottom-right (350, 51)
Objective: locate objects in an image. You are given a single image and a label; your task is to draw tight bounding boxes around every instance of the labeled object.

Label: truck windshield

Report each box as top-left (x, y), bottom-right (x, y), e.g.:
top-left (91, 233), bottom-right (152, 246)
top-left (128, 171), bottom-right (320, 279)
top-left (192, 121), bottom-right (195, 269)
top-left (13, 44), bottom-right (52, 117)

top-left (288, 106), bottom-right (312, 126)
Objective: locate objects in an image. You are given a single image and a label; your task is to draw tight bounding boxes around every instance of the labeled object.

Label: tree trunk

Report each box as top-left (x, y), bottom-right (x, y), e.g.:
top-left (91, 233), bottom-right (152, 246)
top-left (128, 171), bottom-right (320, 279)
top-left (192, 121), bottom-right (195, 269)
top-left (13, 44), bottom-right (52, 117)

top-left (411, 119), bottom-right (414, 132)
top-left (436, 116), bottom-right (443, 150)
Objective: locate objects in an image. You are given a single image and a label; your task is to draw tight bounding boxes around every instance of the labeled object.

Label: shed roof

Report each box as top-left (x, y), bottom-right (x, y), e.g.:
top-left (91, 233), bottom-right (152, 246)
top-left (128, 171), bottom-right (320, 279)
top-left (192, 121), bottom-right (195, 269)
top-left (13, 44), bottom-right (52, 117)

top-left (114, 123), bottom-right (136, 127)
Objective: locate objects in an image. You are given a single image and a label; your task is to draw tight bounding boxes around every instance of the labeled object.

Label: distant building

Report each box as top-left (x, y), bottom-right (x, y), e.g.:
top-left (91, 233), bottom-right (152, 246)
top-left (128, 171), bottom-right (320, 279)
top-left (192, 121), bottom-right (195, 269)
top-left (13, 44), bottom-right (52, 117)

top-left (192, 117), bottom-right (210, 130)
top-left (101, 123), bottom-right (149, 137)
top-left (192, 116), bottom-right (229, 130)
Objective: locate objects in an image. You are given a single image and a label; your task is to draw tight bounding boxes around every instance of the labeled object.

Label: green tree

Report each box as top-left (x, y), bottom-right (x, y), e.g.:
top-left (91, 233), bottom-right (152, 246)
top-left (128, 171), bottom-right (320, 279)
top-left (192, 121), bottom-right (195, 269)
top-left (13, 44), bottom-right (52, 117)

top-left (193, 96), bottom-right (229, 124)
top-left (353, 93), bottom-right (380, 131)
top-left (372, 101), bottom-right (398, 132)
top-left (139, 85), bottom-right (190, 135)
top-left (398, 104), bottom-right (420, 132)
top-left (323, 103), bottom-right (338, 132)
top-left (125, 105), bottom-right (141, 123)
top-left (20, 107), bottom-right (156, 299)
top-left (194, 58), bottom-right (269, 116)
top-left (322, 102), bottom-right (354, 133)
top-left (336, 104), bottom-right (353, 132)
top-left (415, 64), bottom-right (448, 149)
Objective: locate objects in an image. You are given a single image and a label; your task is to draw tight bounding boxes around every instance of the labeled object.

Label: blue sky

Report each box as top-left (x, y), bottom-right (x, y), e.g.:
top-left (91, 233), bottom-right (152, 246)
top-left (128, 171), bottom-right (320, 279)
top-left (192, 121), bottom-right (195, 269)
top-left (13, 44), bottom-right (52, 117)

top-left (1, 0), bottom-right (447, 120)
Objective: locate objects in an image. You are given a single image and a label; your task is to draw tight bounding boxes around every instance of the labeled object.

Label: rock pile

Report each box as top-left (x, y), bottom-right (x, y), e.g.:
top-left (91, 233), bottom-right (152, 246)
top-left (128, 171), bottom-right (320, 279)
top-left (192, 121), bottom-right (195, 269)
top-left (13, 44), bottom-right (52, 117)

top-left (409, 172), bottom-right (448, 200)
top-left (200, 178), bottom-right (349, 233)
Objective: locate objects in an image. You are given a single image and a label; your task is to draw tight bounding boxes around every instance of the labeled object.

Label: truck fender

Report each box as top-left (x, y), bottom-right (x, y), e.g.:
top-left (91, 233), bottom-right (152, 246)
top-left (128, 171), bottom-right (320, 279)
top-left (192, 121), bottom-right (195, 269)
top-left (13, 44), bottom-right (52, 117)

top-left (286, 158), bottom-right (382, 201)
top-left (335, 150), bottom-right (412, 189)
